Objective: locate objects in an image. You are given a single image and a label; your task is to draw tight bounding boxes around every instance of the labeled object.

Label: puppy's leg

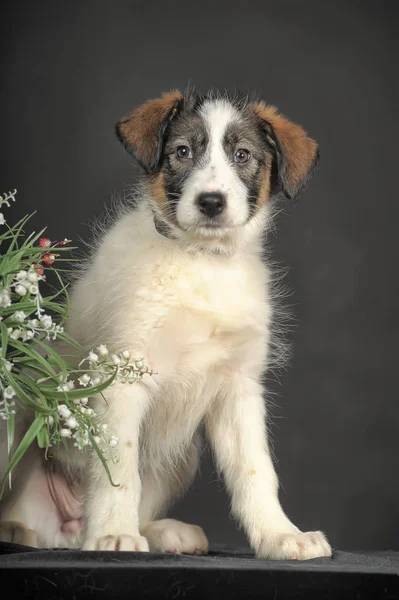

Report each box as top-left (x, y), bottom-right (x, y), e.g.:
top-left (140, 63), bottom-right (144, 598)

top-left (82, 382), bottom-right (151, 551)
top-left (139, 436), bottom-right (208, 555)
top-left (206, 375), bottom-right (332, 560)
top-left (1, 451), bottom-right (83, 549)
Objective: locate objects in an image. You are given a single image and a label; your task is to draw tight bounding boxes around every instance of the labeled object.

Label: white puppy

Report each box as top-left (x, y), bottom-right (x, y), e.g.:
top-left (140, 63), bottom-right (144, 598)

top-left (0, 89), bottom-right (331, 560)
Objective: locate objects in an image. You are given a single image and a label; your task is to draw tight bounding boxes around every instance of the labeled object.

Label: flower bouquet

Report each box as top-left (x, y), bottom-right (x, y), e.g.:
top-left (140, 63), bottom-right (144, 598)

top-left (0, 189), bottom-right (152, 495)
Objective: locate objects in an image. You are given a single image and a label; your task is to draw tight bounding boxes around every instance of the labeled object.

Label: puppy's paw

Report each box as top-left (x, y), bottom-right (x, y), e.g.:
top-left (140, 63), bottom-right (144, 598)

top-left (257, 530), bottom-right (332, 560)
top-left (142, 519), bottom-right (209, 555)
top-left (82, 533), bottom-right (149, 552)
top-left (0, 520), bottom-right (38, 547)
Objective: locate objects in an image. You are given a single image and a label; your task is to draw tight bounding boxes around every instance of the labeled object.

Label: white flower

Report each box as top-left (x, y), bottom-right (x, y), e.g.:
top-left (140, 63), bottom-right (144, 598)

top-left (135, 359), bottom-right (144, 370)
top-left (78, 374), bottom-right (91, 387)
top-left (91, 375), bottom-right (102, 386)
top-left (80, 397), bottom-right (88, 405)
top-left (10, 329), bottom-right (22, 340)
top-left (3, 386), bottom-right (15, 399)
top-left (14, 311), bottom-right (27, 323)
top-left (4, 360), bottom-right (13, 372)
top-left (47, 415), bottom-right (54, 426)
top-left (57, 404), bottom-right (71, 419)
top-left (88, 351), bottom-right (99, 363)
top-left (66, 416), bottom-right (78, 429)
top-left (15, 284), bottom-right (26, 296)
top-left (60, 428), bottom-right (72, 438)
top-left (19, 278), bottom-right (31, 289)
top-left (57, 383), bottom-right (70, 392)
top-left (40, 315), bottom-right (52, 328)
top-left (111, 354), bottom-right (121, 366)
top-left (28, 284), bottom-right (39, 295)
top-left (15, 271), bottom-right (28, 281)
top-left (109, 436), bottom-right (119, 448)
top-left (101, 424), bottom-right (108, 431)
top-left (0, 290), bottom-right (11, 307)
top-left (85, 408), bottom-right (95, 416)
top-left (25, 330), bottom-right (34, 339)
top-left (97, 344), bottom-right (108, 357)
top-left (122, 350), bottom-right (131, 360)
top-left (67, 380), bottom-right (75, 390)
top-left (27, 271), bottom-right (38, 283)
top-left (72, 429), bottom-right (90, 450)
top-left (0, 213), bottom-right (5, 225)
top-left (28, 319), bottom-right (39, 328)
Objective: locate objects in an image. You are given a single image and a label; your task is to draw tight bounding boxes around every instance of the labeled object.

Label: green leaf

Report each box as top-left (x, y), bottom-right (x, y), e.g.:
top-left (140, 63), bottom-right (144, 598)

top-left (6, 411), bottom-right (15, 489)
top-left (1, 322), bottom-right (8, 358)
top-left (6, 213), bottom-right (35, 253)
top-left (2, 370), bottom-right (48, 411)
top-left (88, 433), bottom-right (119, 488)
top-left (1, 415), bottom-right (45, 498)
top-left (37, 426), bottom-right (50, 449)
top-left (9, 338), bottom-right (59, 378)
top-left (7, 412), bottom-right (14, 456)
top-left (21, 226), bottom-right (48, 249)
top-left (32, 338), bottom-right (69, 377)
top-left (55, 331), bottom-right (83, 351)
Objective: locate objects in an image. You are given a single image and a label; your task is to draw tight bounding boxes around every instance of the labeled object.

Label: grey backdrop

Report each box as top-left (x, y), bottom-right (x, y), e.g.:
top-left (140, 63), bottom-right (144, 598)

top-left (1, 0), bottom-right (398, 551)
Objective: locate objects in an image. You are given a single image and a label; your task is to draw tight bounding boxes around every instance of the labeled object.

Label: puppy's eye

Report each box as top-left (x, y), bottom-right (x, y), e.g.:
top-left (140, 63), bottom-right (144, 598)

top-left (176, 145), bottom-right (193, 159)
top-left (234, 148), bottom-right (251, 163)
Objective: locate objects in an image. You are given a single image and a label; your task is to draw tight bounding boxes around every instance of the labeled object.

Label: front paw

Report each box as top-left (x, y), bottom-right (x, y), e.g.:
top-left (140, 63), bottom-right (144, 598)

top-left (0, 521), bottom-right (38, 547)
top-left (257, 530), bottom-right (332, 560)
top-left (142, 519), bottom-right (209, 555)
top-left (82, 533), bottom-right (149, 552)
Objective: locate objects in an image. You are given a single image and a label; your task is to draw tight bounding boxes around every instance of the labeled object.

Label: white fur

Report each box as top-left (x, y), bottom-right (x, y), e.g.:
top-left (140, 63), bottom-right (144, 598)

top-left (176, 100), bottom-right (250, 232)
top-left (72, 198), bottom-right (330, 558)
top-left (0, 106), bottom-right (331, 559)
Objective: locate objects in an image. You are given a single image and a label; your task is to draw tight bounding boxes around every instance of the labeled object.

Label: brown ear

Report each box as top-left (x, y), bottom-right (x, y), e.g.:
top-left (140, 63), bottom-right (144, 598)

top-left (253, 102), bottom-right (319, 200)
top-left (116, 90), bottom-right (183, 173)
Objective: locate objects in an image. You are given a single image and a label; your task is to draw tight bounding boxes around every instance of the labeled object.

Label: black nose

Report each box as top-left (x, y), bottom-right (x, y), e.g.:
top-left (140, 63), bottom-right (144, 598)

top-left (196, 192), bottom-right (226, 218)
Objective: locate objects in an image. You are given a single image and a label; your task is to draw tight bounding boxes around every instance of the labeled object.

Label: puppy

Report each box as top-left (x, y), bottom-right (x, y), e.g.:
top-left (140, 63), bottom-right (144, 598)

top-left (0, 89), bottom-right (331, 559)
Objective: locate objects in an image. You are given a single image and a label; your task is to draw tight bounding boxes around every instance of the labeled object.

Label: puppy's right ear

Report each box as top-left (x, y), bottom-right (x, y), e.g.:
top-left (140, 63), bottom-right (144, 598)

top-left (116, 90), bottom-right (183, 173)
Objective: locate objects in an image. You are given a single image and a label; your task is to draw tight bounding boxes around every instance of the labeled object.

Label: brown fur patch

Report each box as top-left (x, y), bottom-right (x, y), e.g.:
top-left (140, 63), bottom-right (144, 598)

top-left (117, 90), bottom-right (183, 169)
top-left (253, 103), bottom-right (318, 199)
top-left (149, 171), bottom-right (168, 207)
top-left (256, 161), bottom-right (272, 207)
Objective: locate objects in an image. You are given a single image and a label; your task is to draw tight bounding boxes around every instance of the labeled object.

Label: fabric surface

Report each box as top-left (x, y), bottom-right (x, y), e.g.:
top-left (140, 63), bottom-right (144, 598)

top-left (1, 543), bottom-right (398, 598)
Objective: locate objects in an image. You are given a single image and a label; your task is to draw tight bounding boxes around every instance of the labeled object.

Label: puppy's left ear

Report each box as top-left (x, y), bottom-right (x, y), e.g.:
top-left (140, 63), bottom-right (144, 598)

top-left (116, 90), bottom-right (183, 173)
top-left (253, 102), bottom-right (319, 201)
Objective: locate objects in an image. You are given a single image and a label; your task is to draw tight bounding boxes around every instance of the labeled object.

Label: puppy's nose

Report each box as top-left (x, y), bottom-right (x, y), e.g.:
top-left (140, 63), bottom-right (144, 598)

top-left (196, 192), bottom-right (226, 218)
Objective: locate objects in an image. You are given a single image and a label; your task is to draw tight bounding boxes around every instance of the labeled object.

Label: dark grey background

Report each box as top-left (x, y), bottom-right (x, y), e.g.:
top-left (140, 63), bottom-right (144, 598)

top-left (1, 0), bottom-right (398, 551)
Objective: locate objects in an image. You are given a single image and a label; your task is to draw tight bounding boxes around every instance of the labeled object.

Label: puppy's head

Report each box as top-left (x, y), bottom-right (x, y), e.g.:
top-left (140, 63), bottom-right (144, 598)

top-left (116, 89), bottom-right (318, 239)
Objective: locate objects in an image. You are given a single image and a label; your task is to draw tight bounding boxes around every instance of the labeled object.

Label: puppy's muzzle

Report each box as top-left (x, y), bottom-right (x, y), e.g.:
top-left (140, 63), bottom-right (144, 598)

top-left (196, 192), bottom-right (226, 219)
